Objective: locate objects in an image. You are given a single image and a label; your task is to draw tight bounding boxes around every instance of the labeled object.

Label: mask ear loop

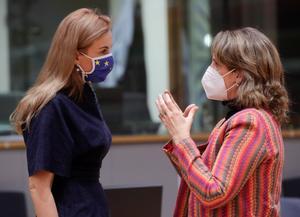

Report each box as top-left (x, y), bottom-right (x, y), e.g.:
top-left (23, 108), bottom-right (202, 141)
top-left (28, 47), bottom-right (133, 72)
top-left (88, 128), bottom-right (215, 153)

top-left (222, 68), bottom-right (235, 78)
top-left (224, 69), bottom-right (239, 92)
top-left (76, 65), bottom-right (88, 82)
top-left (80, 52), bottom-right (93, 59)
top-left (226, 83), bottom-right (238, 92)
top-left (76, 51), bottom-right (90, 82)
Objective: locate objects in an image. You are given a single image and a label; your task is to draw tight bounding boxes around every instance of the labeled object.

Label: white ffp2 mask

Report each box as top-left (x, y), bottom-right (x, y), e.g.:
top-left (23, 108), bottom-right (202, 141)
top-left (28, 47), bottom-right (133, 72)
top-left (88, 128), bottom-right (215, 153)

top-left (201, 66), bottom-right (235, 101)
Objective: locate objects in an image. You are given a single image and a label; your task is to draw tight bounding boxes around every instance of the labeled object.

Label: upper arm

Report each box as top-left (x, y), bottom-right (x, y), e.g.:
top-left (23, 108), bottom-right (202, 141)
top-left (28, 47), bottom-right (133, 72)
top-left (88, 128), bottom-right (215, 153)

top-left (25, 101), bottom-right (74, 177)
top-left (167, 111), bottom-right (268, 208)
top-left (206, 112), bottom-right (267, 203)
top-left (28, 171), bottom-right (59, 215)
top-left (29, 170), bottom-right (54, 191)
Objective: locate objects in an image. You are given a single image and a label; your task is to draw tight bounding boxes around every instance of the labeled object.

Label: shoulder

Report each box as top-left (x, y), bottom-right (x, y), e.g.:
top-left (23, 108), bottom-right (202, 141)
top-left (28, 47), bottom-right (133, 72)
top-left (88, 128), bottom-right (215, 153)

top-left (25, 93), bottom-right (73, 136)
top-left (50, 91), bottom-right (73, 107)
top-left (230, 108), bottom-right (273, 122)
top-left (39, 92), bottom-right (74, 114)
top-left (225, 108), bottom-right (271, 132)
top-left (31, 92), bottom-right (73, 128)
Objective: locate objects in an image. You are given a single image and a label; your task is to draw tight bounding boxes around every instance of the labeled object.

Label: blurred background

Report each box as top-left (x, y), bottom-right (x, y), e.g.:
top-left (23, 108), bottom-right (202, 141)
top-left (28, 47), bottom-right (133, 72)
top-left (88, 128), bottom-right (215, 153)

top-left (0, 0), bottom-right (300, 216)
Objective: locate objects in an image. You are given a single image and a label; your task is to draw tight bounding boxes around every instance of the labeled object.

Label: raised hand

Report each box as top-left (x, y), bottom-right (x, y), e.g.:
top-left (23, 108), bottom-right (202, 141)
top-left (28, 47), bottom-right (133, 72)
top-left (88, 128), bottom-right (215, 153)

top-left (155, 91), bottom-right (199, 144)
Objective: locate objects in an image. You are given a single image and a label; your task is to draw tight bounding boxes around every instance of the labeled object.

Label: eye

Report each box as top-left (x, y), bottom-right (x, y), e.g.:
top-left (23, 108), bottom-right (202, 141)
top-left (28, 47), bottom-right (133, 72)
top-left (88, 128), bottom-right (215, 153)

top-left (100, 48), bottom-right (109, 55)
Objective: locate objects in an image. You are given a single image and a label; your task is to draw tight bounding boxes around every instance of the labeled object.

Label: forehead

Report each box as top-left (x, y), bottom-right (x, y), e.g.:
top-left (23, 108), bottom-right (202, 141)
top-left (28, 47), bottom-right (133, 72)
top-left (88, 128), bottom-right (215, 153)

top-left (90, 31), bottom-right (112, 48)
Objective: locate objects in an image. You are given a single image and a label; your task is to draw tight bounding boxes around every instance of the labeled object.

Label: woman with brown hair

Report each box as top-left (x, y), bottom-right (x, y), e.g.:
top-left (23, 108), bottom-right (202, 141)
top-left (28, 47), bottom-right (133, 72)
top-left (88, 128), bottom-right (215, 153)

top-left (10, 8), bottom-right (113, 217)
top-left (156, 27), bottom-right (289, 216)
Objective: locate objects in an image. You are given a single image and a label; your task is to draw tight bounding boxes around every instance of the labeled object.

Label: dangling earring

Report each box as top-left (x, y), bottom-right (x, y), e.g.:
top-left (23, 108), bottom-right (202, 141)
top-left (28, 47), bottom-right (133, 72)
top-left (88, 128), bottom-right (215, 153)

top-left (75, 65), bottom-right (87, 82)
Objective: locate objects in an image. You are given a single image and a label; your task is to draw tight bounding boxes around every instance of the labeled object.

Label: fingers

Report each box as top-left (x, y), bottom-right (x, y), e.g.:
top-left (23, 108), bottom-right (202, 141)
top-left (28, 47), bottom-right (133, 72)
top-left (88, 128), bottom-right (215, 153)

top-left (156, 98), bottom-right (171, 131)
top-left (156, 91), bottom-right (186, 120)
top-left (162, 92), bottom-right (183, 115)
top-left (164, 90), bottom-right (182, 111)
top-left (156, 94), bottom-right (170, 116)
top-left (162, 93), bottom-right (176, 112)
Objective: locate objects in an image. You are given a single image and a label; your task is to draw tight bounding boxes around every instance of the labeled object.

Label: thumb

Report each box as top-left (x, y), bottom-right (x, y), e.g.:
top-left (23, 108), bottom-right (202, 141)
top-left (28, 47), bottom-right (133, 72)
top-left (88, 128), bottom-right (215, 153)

top-left (183, 104), bottom-right (195, 117)
top-left (187, 106), bottom-right (199, 121)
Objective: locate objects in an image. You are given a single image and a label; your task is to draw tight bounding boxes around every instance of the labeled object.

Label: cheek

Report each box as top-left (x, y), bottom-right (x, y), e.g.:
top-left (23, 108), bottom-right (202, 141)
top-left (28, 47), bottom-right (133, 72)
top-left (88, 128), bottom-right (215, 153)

top-left (224, 75), bottom-right (239, 99)
top-left (79, 58), bottom-right (93, 73)
top-left (223, 77), bottom-right (230, 89)
top-left (224, 74), bottom-right (236, 88)
top-left (227, 80), bottom-right (234, 89)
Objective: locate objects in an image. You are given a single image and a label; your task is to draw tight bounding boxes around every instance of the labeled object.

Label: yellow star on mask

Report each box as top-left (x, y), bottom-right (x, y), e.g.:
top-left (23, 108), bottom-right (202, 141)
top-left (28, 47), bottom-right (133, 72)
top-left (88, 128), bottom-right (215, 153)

top-left (95, 60), bottom-right (100, 65)
top-left (104, 61), bottom-right (109, 66)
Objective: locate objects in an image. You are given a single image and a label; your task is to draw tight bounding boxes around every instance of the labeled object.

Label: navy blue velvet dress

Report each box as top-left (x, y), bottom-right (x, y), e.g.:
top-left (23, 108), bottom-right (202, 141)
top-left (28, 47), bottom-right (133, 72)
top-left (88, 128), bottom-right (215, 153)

top-left (23, 83), bottom-right (112, 217)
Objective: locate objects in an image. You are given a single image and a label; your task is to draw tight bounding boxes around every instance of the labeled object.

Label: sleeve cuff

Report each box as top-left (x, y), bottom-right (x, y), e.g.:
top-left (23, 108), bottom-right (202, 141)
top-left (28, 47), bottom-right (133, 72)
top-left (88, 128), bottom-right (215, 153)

top-left (163, 137), bottom-right (201, 172)
top-left (163, 139), bottom-right (174, 153)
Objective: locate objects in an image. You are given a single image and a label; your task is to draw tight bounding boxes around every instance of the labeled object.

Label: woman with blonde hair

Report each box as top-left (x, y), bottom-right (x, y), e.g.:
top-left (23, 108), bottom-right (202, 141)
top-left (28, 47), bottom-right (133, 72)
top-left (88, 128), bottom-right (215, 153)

top-left (156, 27), bottom-right (289, 216)
top-left (10, 8), bottom-right (113, 217)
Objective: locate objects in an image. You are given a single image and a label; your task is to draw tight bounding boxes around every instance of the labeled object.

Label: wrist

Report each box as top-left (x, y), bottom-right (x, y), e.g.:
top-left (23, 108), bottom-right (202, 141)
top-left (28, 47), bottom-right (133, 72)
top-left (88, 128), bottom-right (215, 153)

top-left (172, 135), bottom-right (191, 145)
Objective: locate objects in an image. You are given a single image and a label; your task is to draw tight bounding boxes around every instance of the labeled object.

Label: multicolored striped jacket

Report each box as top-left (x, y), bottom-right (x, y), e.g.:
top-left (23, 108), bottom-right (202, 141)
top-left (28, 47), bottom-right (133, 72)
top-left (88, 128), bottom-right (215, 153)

top-left (163, 108), bottom-right (284, 217)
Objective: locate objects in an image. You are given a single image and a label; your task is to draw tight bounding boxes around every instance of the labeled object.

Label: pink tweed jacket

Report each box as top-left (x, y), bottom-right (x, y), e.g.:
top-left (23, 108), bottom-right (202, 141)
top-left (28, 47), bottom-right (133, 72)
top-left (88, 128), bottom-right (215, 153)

top-left (164, 108), bottom-right (284, 217)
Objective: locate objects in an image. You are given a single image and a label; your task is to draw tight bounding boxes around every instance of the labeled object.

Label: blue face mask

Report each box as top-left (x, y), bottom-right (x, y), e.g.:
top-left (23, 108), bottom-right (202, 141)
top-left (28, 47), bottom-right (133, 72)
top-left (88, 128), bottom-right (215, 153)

top-left (77, 53), bottom-right (114, 83)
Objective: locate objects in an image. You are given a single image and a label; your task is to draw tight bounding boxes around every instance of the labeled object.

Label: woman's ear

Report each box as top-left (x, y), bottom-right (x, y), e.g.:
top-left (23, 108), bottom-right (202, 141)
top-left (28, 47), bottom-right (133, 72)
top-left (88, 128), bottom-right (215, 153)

top-left (235, 70), bottom-right (244, 85)
top-left (74, 51), bottom-right (81, 65)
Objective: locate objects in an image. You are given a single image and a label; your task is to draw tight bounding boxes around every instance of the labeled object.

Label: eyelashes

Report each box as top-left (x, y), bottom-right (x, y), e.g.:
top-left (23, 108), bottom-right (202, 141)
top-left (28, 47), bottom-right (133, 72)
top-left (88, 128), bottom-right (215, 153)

top-left (99, 49), bottom-right (110, 55)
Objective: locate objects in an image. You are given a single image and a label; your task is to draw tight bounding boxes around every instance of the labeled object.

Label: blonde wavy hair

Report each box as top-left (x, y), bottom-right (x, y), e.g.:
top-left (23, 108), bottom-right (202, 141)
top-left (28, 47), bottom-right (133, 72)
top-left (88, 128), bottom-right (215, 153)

top-left (10, 8), bottom-right (111, 134)
top-left (212, 27), bottom-right (289, 124)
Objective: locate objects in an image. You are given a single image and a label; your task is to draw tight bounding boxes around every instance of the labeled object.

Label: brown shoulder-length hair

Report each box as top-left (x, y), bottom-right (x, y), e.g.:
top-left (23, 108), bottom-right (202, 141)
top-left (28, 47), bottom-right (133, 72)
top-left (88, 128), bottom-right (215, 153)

top-left (211, 27), bottom-right (289, 124)
top-left (10, 8), bottom-right (111, 134)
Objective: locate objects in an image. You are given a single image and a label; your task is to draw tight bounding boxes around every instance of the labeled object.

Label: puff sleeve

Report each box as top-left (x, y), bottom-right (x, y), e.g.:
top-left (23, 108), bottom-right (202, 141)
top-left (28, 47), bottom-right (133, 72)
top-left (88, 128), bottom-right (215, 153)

top-left (23, 100), bottom-right (74, 177)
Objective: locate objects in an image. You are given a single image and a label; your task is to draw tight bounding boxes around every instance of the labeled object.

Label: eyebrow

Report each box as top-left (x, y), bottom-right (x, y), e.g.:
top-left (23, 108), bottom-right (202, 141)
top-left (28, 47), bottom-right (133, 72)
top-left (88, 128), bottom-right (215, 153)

top-left (98, 46), bottom-right (110, 50)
